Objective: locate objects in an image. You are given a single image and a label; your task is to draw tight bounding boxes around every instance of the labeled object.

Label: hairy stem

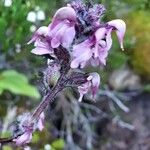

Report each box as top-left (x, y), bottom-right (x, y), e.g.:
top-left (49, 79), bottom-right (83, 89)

top-left (31, 75), bottom-right (66, 120)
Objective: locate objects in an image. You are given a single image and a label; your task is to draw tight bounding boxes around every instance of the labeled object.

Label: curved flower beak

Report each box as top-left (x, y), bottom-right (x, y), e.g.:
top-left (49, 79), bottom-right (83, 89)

top-left (108, 19), bottom-right (126, 51)
top-left (51, 7), bottom-right (77, 29)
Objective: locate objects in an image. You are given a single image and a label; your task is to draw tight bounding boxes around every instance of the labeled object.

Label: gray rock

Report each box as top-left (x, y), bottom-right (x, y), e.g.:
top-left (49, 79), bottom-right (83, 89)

top-left (109, 67), bottom-right (141, 90)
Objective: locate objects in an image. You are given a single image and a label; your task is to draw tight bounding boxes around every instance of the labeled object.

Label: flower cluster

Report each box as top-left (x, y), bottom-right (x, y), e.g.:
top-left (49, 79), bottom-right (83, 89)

top-left (8, 1), bottom-right (126, 147)
top-left (29, 1), bottom-right (126, 101)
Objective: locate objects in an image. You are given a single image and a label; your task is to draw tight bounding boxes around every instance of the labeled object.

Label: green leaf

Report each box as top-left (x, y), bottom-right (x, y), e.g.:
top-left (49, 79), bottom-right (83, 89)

top-left (0, 70), bottom-right (40, 99)
top-left (143, 85), bottom-right (150, 92)
top-left (108, 50), bottom-right (128, 70)
top-left (0, 89), bottom-right (2, 94)
top-left (52, 139), bottom-right (65, 149)
top-left (32, 132), bottom-right (40, 143)
top-left (3, 146), bottom-right (13, 150)
top-left (1, 131), bottom-right (12, 139)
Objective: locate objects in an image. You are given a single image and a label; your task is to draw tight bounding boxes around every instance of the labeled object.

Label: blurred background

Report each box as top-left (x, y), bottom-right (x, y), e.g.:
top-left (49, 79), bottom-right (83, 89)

top-left (0, 0), bottom-right (150, 149)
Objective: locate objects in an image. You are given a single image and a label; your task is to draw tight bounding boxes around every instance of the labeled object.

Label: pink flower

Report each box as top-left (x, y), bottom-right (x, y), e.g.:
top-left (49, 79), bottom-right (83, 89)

top-left (90, 72), bottom-right (101, 97)
top-left (48, 7), bottom-right (77, 49)
top-left (107, 19), bottom-right (126, 51)
top-left (78, 72), bottom-right (100, 102)
top-left (14, 132), bottom-right (32, 146)
top-left (13, 112), bottom-right (45, 146)
top-left (37, 112), bottom-right (45, 131)
top-left (28, 6), bottom-right (77, 55)
top-left (28, 26), bottom-right (48, 45)
top-left (71, 39), bottom-right (93, 68)
top-left (71, 28), bottom-right (112, 68)
top-left (28, 26), bottom-right (53, 55)
top-left (71, 19), bottom-right (126, 68)
top-left (91, 27), bottom-right (113, 66)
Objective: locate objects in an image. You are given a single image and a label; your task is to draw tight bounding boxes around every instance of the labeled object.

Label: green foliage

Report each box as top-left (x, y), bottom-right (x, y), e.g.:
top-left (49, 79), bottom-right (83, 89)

top-left (51, 139), bottom-right (65, 150)
top-left (0, 70), bottom-right (40, 99)
top-left (0, 89), bottom-right (2, 94)
top-left (1, 131), bottom-right (12, 138)
top-left (143, 85), bottom-right (150, 92)
top-left (3, 146), bottom-right (13, 150)
top-left (108, 50), bottom-right (127, 70)
top-left (127, 11), bottom-right (150, 79)
top-left (0, 0), bottom-right (31, 51)
top-left (32, 132), bottom-right (40, 143)
top-left (0, 0), bottom-right (63, 53)
top-left (123, 0), bottom-right (150, 10)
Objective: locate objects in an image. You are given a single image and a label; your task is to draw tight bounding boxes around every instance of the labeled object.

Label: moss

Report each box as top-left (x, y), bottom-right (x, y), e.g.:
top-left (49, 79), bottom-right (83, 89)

top-left (126, 11), bottom-right (150, 79)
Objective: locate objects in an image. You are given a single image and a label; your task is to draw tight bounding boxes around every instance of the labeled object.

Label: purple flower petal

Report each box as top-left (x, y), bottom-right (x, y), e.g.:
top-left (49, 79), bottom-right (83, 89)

top-left (62, 26), bottom-right (76, 48)
top-left (89, 72), bottom-right (100, 98)
top-left (31, 47), bottom-right (51, 55)
top-left (31, 38), bottom-right (52, 55)
top-left (108, 19), bottom-right (126, 50)
top-left (14, 132), bottom-right (32, 146)
top-left (90, 57), bottom-right (100, 66)
top-left (71, 50), bottom-right (92, 68)
top-left (105, 29), bottom-right (113, 51)
top-left (51, 7), bottom-right (76, 29)
top-left (28, 26), bottom-right (48, 44)
top-left (92, 28), bottom-right (107, 66)
top-left (77, 72), bottom-right (100, 102)
top-left (48, 20), bottom-right (66, 37)
top-left (51, 37), bottom-right (61, 48)
top-left (37, 112), bottom-right (45, 131)
top-left (78, 82), bottom-right (91, 102)
top-left (71, 41), bottom-right (92, 68)
top-left (49, 19), bottom-right (76, 48)
top-left (98, 29), bottom-right (113, 65)
top-left (92, 28), bottom-right (113, 65)
top-left (51, 21), bottom-right (69, 48)
top-left (95, 27), bottom-right (106, 42)
top-left (47, 6), bottom-right (77, 49)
